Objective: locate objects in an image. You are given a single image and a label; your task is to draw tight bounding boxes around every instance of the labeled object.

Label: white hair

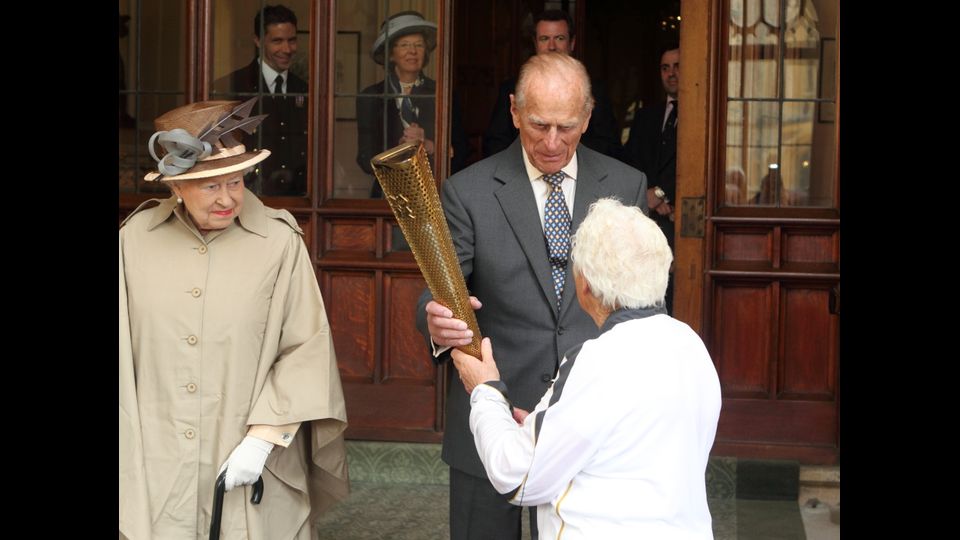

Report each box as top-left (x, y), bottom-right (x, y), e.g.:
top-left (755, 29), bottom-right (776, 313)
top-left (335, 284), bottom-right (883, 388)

top-left (514, 53), bottom-right (594, 114)
top-left (570, 198), bottom-right (673, 310)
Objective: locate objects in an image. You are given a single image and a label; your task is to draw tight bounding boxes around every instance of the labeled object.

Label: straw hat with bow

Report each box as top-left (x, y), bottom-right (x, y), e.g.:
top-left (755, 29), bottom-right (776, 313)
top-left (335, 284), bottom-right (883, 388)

top-left (144, 98), bottom-right (270, 182)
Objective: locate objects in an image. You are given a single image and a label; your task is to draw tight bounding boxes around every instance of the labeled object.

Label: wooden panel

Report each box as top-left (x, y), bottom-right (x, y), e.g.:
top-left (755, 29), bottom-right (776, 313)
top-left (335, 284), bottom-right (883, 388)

top-left (782, 229), bottom-right (838, 265)
top-left (711, 439), bottom-right (838, 466)
top-left (383, 273), bottom-right (434, 382)
top-left (779, 284), bottom-right (837, 399)
top-left (384, 220), bottom-right (413, 254)
top-left (716, 398), bottom-right (837, 447)
top-left (326, 218), bottom-right (376, 252)
top-left (717, 227), bottom-right (773, 263)
top-left (713, 281), bottom-right (773, 398)
top-left (322, 270), bottom-right (375, 383)
top-left (343, 383), bottom-right (437, 431)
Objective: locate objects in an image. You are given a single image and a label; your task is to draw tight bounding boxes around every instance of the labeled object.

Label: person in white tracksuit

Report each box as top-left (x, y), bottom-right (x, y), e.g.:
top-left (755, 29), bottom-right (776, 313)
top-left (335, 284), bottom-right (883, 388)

top-left (453, 197), bottom-right (722, 540)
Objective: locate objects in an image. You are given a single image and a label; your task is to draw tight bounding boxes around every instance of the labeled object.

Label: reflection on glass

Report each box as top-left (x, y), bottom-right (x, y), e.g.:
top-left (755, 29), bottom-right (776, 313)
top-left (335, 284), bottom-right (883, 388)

top-left (333, 1), bottom-right (445, 207)
top-left (725, 101), bottom-right (779, 206)
top-left (211, 2), bottom-right (309, 197)
top-left (728, 0), bottom-right (781, 99)
top-left (119, 0), bottom-right (186, 194)
top-left (750, 163), bottom-right (785, 206)
top-left (357, 10), bottom-right (439, 199)
top-left (724, 0), bottom-right (836, 208)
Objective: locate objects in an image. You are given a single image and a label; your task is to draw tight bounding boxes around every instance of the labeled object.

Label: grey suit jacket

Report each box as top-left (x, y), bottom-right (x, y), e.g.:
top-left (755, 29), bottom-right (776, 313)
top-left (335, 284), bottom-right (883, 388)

top-left (416, 138), bottom-right (648, 478)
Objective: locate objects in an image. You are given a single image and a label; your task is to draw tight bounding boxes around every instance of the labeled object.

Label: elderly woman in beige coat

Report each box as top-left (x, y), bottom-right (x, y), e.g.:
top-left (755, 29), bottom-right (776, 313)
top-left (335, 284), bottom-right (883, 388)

top-left (119, 99), bottom-right (349, 539)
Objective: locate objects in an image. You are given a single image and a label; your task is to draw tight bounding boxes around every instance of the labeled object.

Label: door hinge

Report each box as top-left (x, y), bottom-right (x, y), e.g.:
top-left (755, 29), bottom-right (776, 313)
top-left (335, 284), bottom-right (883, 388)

top-left (680, 197), bottom-right (705, 238)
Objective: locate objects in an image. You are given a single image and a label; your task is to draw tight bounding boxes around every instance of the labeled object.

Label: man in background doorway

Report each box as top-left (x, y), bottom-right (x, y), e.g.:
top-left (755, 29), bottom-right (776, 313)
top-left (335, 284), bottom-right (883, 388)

top-left (482, 9), bottom-right (621, 160)
top-left (623, 44), bottom-right (679, 313)
top-left (214, 4), bottom-right (309, 197)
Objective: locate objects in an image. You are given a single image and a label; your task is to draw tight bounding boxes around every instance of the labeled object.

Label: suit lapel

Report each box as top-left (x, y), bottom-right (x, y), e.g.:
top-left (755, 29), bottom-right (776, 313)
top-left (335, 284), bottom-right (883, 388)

top-left (560, 148), bottom-right (606, 319)
top-left (493, 142), bottom-right (557, 316)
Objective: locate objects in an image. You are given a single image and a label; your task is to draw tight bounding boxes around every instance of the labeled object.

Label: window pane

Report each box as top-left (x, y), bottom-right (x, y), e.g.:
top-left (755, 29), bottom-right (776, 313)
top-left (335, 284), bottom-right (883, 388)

top-left (724, 0), bottom-right (836, 209)
top-left (782, 0), bottom-right (821, 99)
top-left (723, 101), bottom-right (747, 205)
top-left (334, 0), bottom-right (439, 201)
top-left (210, 0), bottom-right (311, 197)
top-left (745, 100), bottom-right (780, 207)
top-left (732, 0), bottom-right (781, 99)
top-left (119, 0), bottom-right (186, 194)
top-left (779, 101), bottom-right (814, 206)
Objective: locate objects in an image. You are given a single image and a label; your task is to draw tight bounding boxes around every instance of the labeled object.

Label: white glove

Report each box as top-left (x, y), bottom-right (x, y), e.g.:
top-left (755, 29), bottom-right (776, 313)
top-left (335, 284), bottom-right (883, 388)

top-left (218, 436), bottom-right (275, 492)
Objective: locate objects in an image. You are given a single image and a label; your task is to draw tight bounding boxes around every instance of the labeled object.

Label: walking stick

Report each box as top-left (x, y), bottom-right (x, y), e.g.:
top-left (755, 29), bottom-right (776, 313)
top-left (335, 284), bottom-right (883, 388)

top-left (209, 471), bottom-right (264, 540)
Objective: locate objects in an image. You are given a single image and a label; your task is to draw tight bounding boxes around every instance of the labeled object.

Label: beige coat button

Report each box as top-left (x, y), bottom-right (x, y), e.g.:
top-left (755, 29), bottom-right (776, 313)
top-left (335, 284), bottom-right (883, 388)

top-left (191, 288), bottom-right (202, 298)
top-left (187, 335), bottom-right (198, 345)
top-left (198, 246), bottom-right (208, 254)
top-left (186, 383), bottom-right (197, 393)
top-left (185, 429), bottom-right (195, 439)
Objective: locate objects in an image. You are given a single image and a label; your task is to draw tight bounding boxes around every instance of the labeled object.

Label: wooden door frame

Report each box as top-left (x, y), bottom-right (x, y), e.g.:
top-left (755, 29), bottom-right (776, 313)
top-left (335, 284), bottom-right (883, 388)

top-left (672, 0), bottom-right (721, 332)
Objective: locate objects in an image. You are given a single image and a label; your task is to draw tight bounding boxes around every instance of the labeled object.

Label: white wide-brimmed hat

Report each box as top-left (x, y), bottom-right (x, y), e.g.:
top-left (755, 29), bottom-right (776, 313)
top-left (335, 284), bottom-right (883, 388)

top-left (370, 11), bottom-right (437, 66)
top-left (144, 98), bottom-right (271, 182)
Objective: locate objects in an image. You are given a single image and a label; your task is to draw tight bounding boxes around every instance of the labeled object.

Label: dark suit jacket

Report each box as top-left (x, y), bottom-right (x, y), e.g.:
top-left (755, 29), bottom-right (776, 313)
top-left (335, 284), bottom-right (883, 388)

top-left (213, 60), bottom-right (309, 196)
top-left (356, 76), bottom-right (470, 198)
top-left (356, 76), bottom-right (437, 197)
top-left (416, 139), bottom-right (647, 478)
top-left (482, 77), bottom-right (622, 159)
top-left (622, 101), bottom-right (676, 244)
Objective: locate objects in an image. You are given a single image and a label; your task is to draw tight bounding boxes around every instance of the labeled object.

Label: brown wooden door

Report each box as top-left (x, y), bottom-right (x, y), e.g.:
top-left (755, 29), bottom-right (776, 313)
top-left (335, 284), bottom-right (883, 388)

top-left (674, 0), bottom-right (840, 464)
top-left (319, 0), bottom-right (454, 442)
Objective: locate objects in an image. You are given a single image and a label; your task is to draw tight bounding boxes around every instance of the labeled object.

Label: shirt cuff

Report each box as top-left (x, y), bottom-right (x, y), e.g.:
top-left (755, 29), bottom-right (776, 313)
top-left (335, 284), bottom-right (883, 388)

top-left (431, 339), bottom-right (451, 358)
top-left (472, 380), bottom-right (513, 414)
top-left (247, 422), bottom-right (301, 447)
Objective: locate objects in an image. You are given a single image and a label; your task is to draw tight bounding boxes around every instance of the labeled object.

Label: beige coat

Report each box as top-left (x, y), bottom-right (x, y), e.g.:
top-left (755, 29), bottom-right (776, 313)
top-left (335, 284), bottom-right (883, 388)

top-left (120, 191), bottom-right (349, 539)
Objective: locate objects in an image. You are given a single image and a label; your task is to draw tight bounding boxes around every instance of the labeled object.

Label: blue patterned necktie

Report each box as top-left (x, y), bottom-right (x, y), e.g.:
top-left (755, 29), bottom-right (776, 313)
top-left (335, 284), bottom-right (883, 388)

top-left (543, 172), bottom-right (572, 309)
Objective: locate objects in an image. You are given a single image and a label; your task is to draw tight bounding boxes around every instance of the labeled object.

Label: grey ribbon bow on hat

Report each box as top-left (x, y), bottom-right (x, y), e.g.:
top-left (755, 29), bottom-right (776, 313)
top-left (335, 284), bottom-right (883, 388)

top-left (148, 129), bottom-right (214, 177)
top-left (147, 97), bottom-right (267, 180)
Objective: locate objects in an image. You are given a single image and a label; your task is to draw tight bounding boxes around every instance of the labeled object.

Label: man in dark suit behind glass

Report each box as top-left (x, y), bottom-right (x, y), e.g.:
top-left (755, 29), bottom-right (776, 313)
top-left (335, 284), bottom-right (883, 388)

top-left (482, 10), bottom-right (622, 160)
top-left (213, 4), bottom-right (308, 197)
top-left (417, 52), bottom-right (647, 540)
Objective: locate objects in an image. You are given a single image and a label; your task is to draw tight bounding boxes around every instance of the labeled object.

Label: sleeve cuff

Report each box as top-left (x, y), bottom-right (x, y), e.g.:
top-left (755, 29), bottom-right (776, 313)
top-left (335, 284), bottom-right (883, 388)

top-left (431, 340), bottom-right (452, 361)
top-left (247, 422), bottom-right (301, 447)
top-left (472, 380), bottom-right (513, 414)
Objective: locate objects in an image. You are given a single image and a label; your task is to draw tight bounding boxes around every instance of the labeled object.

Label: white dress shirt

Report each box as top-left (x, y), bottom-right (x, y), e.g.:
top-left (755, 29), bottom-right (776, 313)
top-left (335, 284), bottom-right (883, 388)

top-left (259, 59), bottom-right (288, 94)
top-left (520, 147), bottom-right (577, 229)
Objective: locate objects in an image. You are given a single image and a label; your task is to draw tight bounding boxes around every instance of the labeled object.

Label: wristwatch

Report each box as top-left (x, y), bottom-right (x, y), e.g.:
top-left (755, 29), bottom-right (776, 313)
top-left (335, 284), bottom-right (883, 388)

top-left (653, 186), bottom-right (667, 201)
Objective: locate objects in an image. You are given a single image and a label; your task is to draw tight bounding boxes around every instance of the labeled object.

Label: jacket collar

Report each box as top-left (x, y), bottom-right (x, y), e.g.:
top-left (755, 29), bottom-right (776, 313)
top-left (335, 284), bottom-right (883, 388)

top-left (146, 188), bottom-right (269, 238)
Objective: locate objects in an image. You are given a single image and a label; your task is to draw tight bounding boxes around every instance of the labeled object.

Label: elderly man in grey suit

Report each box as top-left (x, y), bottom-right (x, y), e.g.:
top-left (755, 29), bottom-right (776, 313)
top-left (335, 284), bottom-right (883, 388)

top-left (416, 52), bottom-right (648, 540)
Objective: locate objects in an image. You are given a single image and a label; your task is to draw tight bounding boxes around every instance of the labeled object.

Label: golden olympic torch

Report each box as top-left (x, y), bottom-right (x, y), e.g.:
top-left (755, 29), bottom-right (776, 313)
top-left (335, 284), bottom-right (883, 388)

top-left (370, 142), bottom-right (482, 359)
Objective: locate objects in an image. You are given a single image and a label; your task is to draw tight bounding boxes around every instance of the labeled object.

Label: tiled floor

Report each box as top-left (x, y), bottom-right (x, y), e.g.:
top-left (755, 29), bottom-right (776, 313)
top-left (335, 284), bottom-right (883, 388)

top-left (314, 482), bottom-right (812, 539)
top-left (313, 442), bottom-right (835, 539)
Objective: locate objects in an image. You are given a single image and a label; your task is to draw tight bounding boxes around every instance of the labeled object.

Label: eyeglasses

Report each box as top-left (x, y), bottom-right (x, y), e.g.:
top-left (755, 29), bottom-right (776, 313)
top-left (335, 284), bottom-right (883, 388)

top-left (394, 41), bottom-right (426, 51)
